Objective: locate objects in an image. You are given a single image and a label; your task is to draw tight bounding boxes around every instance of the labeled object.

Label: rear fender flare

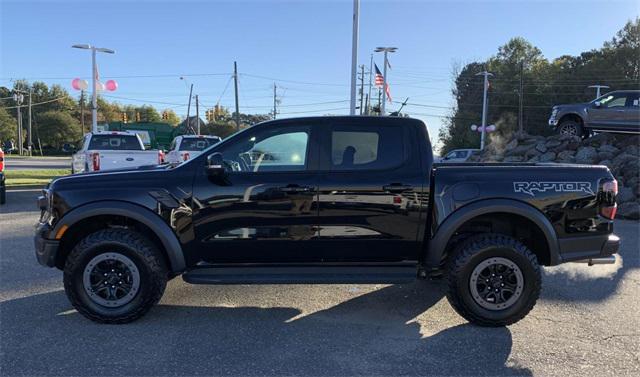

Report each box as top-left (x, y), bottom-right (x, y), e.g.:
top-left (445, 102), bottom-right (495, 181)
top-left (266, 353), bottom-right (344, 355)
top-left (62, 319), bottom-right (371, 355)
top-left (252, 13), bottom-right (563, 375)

top-left (53, 201), bottom-right (186, 273)
top-left (425, 199), bottom-right (560, 268)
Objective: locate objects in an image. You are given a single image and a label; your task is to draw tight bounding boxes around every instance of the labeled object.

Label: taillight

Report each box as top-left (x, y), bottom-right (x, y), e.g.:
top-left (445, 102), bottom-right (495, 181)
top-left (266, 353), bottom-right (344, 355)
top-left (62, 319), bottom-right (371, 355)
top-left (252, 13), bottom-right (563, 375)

top-left (599, 179), bottom-right (618, 219)
top-left (158, 150), bottom-right (165, 164)
top-left (91, 152), bottom-right (100, 171)
top-left (183, 152), bottom-right (190, 161)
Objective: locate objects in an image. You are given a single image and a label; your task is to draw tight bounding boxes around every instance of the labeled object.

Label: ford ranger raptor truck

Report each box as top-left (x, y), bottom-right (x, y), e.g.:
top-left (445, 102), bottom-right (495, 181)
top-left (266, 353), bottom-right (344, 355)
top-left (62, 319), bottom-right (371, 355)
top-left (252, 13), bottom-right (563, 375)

top-left (35, 116), bottom-right (620, 326)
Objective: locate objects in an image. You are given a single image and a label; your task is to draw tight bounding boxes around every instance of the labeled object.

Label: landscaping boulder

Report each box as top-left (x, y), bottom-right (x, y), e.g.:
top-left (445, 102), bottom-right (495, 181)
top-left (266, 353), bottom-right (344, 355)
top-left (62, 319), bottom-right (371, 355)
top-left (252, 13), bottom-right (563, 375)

top-left (575, 146), bottom-right (599, 164)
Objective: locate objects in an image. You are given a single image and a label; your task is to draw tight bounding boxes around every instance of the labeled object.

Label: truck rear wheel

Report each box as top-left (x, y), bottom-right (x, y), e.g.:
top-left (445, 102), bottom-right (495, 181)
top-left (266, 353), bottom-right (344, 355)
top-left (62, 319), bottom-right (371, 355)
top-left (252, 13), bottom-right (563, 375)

top-left (446, 234), bottom-right (541, 327)
top-left (63, 229), bottom-right (168, 323)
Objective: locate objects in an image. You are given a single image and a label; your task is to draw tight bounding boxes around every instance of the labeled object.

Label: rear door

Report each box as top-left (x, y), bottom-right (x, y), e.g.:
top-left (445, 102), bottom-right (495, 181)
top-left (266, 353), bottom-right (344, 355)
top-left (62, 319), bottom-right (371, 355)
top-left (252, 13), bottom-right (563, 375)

top-left (315, 118), bottom-right (425, 262)
top-left (623, 92), bottom-right (640, 132)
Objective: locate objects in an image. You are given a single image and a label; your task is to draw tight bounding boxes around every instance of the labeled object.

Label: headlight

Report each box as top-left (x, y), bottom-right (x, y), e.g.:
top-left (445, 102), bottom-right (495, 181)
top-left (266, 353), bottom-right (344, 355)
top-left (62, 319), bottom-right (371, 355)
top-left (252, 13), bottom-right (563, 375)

top-left (551, 108), bottom-right (558, 117)
top-left (37, 189), bottom-right (52, 223)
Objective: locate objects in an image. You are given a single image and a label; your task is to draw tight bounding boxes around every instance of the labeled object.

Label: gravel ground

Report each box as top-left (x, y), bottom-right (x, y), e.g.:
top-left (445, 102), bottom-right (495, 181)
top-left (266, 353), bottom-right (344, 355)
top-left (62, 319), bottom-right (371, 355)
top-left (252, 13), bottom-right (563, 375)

top-left (1, 190), bottom-right (638, 376)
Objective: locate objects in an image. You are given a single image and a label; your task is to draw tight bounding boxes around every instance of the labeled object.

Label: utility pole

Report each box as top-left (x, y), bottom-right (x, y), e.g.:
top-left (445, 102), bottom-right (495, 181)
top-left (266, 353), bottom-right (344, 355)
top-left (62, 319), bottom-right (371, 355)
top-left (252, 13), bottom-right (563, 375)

top-left (195, 94), bottom-right (200, 135)
top-left (518, 61), bottom-right (524, 133)
top-left (272, 83), bottom-right (277, 120)
top-left (80, 90), bottom-right (85, 134)
top-left (28, 88), bottom-right (32, 155)
top-left (358, 65), bottom-right (365, 115)
top-left (233, 61), bottom-right (241, 131)
top-left (476, 71), bottom-right (493, 151)
top-left (12, 91), bottom-right (24, 155)
top-left (375, 47), bottom-right (397, 115)
top-left (588, 85), bottom-right (610, 99)
top-left (185, 84), bottom-right (194, 134)
top-left (349, 0), bottom-right (360, 115)
top-left (367, 54), bottom-right (373, 115)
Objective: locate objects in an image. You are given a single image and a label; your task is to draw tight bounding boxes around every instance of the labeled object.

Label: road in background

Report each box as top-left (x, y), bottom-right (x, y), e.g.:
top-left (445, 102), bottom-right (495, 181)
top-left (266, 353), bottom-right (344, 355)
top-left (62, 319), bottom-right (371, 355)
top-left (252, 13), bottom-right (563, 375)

top-left (1, 190), bottom-right (638, 376)
top-left (4, 156), bottom-right (71, 170)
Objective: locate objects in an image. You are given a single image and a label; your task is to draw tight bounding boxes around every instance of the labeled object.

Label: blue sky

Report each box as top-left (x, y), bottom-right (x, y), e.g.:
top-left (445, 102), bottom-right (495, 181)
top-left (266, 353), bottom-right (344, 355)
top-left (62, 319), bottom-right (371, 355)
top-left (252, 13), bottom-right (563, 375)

top-left (1, 0), bottom-right (638, 142)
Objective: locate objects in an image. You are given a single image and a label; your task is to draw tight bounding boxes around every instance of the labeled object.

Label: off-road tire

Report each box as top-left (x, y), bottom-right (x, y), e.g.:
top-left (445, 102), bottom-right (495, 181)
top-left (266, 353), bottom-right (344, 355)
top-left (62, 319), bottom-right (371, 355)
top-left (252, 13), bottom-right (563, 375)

top-left (446, 234), bottom-right (541, 327)
top-left (63, 228), bottom-right (168, 324)
top-left (558, 120), bottom-right (584, 138)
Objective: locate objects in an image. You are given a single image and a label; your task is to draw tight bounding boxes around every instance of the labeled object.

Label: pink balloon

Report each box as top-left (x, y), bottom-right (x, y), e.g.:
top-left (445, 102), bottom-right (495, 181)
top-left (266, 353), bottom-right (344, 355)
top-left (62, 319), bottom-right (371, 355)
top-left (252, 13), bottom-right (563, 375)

top-left (105, 80), bottom-right (118, 91)
top-left (71, 78), bottom-right (82, 90)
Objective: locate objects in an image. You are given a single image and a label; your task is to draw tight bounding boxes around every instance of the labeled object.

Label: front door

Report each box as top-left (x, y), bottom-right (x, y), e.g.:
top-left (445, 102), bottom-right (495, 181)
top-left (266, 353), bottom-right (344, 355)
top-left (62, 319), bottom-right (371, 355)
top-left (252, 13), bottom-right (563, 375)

top-left (315, 118), bottom-right (425, 262)
top-left (589, 92), bottom-right (628, 130)
top-left (191, 120), bottom-right (321, 263)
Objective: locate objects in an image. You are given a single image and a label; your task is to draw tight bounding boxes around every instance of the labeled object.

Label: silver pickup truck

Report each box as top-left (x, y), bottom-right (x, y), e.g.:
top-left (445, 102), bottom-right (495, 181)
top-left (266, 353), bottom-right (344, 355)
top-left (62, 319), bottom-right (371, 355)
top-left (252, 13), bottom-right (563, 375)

top-left (71, 131), bottom-right (164, 173)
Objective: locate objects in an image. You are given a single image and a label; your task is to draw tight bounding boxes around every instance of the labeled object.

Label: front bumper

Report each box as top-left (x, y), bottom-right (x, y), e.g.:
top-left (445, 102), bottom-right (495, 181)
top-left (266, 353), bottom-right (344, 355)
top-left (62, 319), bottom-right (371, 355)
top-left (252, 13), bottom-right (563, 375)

top-left (558, 233), bottom-right (620, 264)
top-left (34, 222), bottom-right (59, 267)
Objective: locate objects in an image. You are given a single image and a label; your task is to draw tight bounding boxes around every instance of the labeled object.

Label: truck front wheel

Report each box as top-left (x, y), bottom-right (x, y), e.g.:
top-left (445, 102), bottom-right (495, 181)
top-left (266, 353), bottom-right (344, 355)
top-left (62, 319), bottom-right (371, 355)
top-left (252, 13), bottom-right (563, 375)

top-left (558, 120), bottom-right (584, 138)
top-left (446, 234), bottom-right (541, 327)
top-left (63, 229), bottom-right (168, 323)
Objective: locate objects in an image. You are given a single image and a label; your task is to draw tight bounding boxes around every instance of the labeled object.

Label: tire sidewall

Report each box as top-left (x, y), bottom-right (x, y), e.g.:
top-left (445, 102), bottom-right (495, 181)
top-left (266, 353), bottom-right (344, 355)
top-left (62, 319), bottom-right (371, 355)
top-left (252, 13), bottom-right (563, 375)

top-left (454, 244), bottom-right (539, 322)
top-left (65, 239), bottom-right (158, 318)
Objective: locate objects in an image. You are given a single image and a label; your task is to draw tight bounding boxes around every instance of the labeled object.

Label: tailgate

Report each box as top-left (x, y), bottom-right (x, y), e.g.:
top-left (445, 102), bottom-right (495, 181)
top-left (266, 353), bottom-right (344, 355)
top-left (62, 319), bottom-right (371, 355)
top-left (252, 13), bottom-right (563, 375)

top-left (92, 150), bottom-right (159, 171)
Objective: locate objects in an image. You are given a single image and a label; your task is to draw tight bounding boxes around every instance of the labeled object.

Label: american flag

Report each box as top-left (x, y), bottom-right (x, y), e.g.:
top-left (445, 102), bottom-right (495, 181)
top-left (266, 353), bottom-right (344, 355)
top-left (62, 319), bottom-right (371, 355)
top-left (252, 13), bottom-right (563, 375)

top-left (374, 63), bottom-right (392, 102)
top-left (374, 63), bottom-right (384, 87)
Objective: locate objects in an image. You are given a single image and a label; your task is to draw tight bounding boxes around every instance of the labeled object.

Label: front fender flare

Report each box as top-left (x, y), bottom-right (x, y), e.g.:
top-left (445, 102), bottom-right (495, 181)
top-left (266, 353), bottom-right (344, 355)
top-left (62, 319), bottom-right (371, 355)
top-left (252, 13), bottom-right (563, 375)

top-left (53, 200), bottom-right (186, 273)
top-left (425, 199), bottom-right (560, 268)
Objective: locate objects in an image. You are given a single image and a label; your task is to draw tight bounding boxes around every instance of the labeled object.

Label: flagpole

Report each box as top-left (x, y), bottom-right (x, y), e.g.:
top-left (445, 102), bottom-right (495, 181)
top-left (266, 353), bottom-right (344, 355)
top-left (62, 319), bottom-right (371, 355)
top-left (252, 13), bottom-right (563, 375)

top-left (349, 0), bottom-right (360, 116)
top-left (367, 54), bottom-right (373, 115)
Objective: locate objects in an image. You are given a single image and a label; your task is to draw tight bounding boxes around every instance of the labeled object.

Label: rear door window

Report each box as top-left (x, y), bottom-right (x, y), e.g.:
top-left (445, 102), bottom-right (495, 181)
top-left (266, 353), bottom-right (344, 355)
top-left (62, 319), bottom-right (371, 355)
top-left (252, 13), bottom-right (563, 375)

top-left (327, 124), bottom-right (405, 171)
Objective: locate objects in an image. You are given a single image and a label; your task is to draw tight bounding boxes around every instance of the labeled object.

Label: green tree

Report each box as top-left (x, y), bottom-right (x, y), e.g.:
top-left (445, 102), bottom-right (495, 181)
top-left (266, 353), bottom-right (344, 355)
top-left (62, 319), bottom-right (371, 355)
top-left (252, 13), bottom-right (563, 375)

top-left (36, 111), bottom-right (82, 149)
top-left (0, 107), bottom-right (17, 145)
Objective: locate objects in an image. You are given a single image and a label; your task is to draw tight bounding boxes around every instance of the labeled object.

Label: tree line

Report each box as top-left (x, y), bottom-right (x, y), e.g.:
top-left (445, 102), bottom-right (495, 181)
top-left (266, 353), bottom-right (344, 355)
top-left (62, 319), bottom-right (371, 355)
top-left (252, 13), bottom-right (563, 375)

top-left (438, 19), bottom-right (639, 153)
top-left (0, 81), bottom-right (270, 151)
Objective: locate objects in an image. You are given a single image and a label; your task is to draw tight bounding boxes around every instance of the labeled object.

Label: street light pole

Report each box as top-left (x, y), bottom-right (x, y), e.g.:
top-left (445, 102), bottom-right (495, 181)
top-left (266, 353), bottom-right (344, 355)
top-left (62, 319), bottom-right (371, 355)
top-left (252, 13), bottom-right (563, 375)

top-left (476, 71), bottom-right (493, 151)
top-left (374, 47), bottom-right (397, 116)
top-left (349, 0), bottom-right (360, 116)
top-left (72, 44), bottom-right (115, 133)
top-left (588, 85), bottom-right (609, 99)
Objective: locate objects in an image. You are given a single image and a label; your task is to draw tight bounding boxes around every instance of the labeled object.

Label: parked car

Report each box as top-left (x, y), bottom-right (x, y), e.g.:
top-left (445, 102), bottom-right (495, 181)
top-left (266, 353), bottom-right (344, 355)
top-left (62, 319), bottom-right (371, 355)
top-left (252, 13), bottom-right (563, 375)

top-left (71, 131), bottom-right (165, 174)
top-left (0, 147), bottom-right (5, 205)
top-left (549, 90), bottom-right (640, 137)
top-left (35, 116), bottom-right (619, 326)
top-left (166, 135), bottom-right (221, 164)
top-left (438, 148), bottom-right (479, 163)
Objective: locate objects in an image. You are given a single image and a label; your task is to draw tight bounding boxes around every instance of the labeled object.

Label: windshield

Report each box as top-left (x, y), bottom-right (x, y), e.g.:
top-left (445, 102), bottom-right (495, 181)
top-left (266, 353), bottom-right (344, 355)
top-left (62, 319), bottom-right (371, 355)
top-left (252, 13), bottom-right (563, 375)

top-left (180, 137), bottom-right (220, 151)
top-left (88, 135), bottom-right (143, 151)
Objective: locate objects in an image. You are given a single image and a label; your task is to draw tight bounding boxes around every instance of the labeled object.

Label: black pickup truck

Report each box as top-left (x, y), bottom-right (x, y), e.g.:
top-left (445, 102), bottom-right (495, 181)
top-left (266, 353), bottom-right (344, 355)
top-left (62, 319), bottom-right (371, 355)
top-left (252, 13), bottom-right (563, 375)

top-left (35, 116), bottom-right (620, 326)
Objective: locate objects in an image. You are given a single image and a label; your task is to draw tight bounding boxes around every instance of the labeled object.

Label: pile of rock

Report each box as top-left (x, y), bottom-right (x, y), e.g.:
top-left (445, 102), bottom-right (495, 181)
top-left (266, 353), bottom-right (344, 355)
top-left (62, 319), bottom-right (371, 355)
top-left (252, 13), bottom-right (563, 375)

top-left (468, 132), bottom-right (640, 219)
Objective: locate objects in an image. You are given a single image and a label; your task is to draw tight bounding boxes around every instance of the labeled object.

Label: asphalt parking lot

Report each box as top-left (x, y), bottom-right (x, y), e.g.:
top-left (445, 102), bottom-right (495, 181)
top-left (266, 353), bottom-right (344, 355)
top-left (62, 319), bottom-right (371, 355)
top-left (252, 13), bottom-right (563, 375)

top-left (1, 189), bottom-right (639, 376)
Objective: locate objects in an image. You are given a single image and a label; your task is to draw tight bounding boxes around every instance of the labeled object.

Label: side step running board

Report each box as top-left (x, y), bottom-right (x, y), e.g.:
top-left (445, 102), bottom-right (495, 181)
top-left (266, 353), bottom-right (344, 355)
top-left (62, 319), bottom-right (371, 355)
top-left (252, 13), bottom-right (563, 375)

top-left (182, 265), bottom-right (418, 285)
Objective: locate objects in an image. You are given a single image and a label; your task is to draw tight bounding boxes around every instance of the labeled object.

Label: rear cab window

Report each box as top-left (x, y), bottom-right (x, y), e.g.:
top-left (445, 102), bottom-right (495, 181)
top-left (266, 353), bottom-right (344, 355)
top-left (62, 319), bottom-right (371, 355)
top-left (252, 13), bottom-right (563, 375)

top-left (180, 138), bottom-right (220, 151)
top-left (324, 122), bottom-right (407, 171)
top-left (88, 135), bottom-right (143, 151)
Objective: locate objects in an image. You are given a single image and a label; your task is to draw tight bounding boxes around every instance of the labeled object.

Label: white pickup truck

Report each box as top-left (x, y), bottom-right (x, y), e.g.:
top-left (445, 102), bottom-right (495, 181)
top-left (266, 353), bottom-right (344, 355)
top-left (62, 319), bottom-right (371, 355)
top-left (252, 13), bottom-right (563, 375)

top-left (71, 131), bottom-right (164, 173)
top-left (166, 135), bottom-right (221, 164)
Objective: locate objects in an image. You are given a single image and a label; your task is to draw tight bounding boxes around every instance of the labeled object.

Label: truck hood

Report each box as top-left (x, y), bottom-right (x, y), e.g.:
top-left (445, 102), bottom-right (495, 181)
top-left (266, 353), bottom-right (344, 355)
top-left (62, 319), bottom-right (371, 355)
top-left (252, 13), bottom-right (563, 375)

top-left (48, 163), bottom-right (170, 190)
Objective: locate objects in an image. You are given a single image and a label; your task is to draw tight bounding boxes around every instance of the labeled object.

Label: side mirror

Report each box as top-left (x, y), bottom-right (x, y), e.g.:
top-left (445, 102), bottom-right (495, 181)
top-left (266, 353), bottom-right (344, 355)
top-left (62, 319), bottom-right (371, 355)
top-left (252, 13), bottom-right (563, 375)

top-left (593, 101), bottom-right (602, 108)
top-left (206, 152), bottom-right (226, 176)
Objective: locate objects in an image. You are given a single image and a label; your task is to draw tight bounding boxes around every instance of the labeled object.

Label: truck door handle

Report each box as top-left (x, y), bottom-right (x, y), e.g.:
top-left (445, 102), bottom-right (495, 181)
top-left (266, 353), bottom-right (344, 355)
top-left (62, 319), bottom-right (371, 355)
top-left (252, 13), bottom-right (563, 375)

top-left (383, 184), bottom-right (413, 193)
top-left (279, 185), bottom-right (312, 193)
